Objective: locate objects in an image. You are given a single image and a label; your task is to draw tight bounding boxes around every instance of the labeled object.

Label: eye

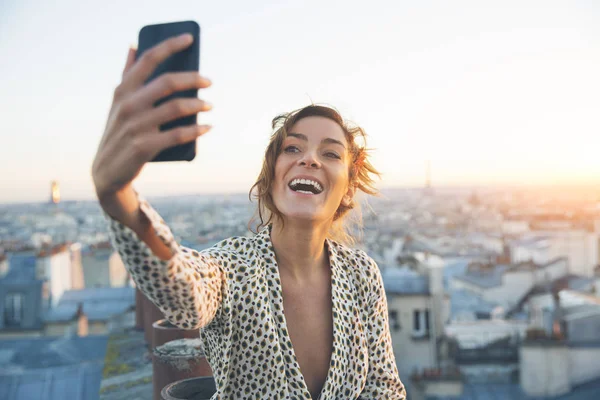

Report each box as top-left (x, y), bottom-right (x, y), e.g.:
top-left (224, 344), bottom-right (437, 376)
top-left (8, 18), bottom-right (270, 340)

top-left (325, 151), bottom-right (341, 159)
top-left (284, 145), bottom-right (300, 153)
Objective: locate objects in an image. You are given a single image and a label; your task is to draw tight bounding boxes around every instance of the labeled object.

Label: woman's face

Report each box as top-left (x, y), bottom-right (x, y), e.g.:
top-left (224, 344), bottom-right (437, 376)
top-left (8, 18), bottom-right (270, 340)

top-left (272, 116), bottom-right (354, 225)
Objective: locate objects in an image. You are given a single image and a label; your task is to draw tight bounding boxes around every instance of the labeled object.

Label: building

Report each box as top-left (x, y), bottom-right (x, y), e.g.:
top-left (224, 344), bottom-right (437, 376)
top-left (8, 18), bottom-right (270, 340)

top-left (0, 253), bottom-right (45, 338)
top-left (36, 243), bottom-right (84, 307)
top-left (509, 228), bottom-right (600, 278)
top-left (382, 252), bottom-right (450, 396)
top-left (0, 246), bottom-right (132, 338)
top-left (44, 286), bottom-right (135, 336)
top-left (412, 288), bottom-right (600, 400)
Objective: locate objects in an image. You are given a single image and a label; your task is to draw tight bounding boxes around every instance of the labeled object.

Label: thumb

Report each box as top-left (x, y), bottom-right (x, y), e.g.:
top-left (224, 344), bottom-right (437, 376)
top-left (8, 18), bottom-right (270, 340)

top-left (122, 46), bottom-right (137, 77)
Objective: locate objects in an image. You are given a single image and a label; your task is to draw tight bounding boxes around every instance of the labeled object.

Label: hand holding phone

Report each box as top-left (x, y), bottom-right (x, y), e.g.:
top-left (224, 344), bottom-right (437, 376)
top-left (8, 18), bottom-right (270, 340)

top-left (92, 22), bottom-right (212, 202)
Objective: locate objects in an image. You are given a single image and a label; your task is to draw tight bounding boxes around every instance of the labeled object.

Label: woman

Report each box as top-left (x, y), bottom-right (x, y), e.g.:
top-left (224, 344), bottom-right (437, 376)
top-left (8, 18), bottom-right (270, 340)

top-left (92, 34), bottom-right (405, 399)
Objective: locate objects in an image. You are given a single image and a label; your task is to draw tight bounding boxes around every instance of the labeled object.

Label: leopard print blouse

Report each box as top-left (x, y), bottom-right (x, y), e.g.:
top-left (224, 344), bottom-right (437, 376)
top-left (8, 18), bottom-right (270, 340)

top-left (105, 195), bottom-right (405, 399)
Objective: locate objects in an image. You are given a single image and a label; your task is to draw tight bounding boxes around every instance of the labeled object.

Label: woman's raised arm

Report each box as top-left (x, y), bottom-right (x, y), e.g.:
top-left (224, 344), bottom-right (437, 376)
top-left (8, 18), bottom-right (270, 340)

top-left (92, 35), bottom-right (220, 329)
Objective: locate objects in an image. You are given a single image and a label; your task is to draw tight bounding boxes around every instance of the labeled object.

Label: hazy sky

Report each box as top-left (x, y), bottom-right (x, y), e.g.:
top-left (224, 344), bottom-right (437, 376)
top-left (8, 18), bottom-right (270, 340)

top-left (1, 0), bottom-right (599, 203)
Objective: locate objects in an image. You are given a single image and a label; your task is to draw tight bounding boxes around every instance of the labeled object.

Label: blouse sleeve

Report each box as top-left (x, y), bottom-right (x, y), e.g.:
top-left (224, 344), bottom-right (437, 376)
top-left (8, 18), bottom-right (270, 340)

top-left (104, 192), bottom-right (226, 330)
top-left (359, 259), bottom-right (406, 399)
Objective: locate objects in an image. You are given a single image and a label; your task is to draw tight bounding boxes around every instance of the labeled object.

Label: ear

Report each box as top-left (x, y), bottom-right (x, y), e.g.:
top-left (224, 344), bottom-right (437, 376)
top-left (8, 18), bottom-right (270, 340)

top-left (341, 184), bottom-right (357, 208)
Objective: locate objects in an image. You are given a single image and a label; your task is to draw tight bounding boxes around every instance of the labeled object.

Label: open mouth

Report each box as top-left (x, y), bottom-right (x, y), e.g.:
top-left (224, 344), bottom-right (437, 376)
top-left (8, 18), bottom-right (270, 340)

top-left (288, 178), bottom-right (324, 195)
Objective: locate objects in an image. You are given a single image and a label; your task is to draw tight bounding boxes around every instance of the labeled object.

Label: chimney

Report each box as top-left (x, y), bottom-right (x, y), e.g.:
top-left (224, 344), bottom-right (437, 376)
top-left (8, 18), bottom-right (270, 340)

top-left (76, 303), bottom-right (88, 337)
top-left (0, 255), bottom-right (8, 278)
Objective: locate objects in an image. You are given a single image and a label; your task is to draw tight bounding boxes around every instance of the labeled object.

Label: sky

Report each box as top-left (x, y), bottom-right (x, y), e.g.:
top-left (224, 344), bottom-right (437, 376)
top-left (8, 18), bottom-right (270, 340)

top-left (0, 0), bottom-right (599, 204)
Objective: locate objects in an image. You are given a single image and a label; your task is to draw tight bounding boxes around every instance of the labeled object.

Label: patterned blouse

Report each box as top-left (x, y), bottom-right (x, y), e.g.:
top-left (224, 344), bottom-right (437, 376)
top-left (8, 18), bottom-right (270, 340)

top-left (105, 195), bottom-right (406, 399)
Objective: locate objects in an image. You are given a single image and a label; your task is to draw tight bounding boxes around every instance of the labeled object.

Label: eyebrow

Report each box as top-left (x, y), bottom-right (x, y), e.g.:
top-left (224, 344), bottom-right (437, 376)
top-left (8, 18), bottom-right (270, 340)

top-left (287, 132), bottom-right (346, 149)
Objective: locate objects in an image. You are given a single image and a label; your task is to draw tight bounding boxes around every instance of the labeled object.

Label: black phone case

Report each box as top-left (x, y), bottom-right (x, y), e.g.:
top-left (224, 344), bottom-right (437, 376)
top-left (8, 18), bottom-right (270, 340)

top-left (137, 21), bottom-right (200, 162)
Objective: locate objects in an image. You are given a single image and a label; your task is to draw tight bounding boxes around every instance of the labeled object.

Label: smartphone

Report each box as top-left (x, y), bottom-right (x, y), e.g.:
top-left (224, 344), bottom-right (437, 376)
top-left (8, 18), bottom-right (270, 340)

top-left (137, 21), bottom-right (200, 162)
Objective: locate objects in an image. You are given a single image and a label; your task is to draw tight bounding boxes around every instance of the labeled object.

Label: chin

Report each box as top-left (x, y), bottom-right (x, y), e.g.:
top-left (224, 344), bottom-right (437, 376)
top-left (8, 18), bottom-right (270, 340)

top-left (280, 208), bottom-right (323, 223)
top-left (272, 189), bottom-right (336, 225)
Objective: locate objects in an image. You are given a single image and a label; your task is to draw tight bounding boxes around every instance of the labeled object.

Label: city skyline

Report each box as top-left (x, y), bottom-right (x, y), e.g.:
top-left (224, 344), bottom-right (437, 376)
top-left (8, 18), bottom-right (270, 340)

top-left (1, 0), bottom-right (599, 204)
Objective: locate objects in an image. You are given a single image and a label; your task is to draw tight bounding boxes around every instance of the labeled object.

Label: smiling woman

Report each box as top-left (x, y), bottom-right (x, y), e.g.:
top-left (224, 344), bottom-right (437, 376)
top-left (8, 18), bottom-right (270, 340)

top-left (250, 105), bottom-right (381, 246)
top-left (93, 34), bottom-right (405, 399)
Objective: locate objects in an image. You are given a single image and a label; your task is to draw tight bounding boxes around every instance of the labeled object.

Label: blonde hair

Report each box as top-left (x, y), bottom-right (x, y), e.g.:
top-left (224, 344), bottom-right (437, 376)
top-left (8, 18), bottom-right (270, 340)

top-left (249, 104), bottom-right (380, 246)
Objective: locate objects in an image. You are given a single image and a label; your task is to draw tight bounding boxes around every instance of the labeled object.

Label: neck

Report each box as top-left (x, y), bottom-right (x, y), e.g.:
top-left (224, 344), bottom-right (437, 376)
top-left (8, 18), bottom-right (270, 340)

top-left (270, 219), bottom-right (331, 282)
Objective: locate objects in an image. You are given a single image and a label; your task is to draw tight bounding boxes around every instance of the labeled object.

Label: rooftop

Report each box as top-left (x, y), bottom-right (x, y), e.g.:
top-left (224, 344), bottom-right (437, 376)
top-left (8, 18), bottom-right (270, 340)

top-left (454, 264), bottom-right (509, 289)
top-left (450, 289), bottom-right (500, 320)
top-left (37, 243), bottom-right (70, 258)
top-left (45, 287), bottom-right (135, 323)
top-left (0, 335), bottom-right (108, 400)
top-left (454, 257), bottom-right (567, 289)
top-left (1, 254), bottom-right (38, 284)
top-left (425, 378), bottom-right (600, 400)
top-left (382, 266), bottom-right (430, 295)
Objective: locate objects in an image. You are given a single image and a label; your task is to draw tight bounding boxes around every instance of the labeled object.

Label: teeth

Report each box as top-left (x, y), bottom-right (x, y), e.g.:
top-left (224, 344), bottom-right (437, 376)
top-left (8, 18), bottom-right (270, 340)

top-left (289, 179), bottom-right (322, 192)
top-left (296, 190), bottom-right (314, 195)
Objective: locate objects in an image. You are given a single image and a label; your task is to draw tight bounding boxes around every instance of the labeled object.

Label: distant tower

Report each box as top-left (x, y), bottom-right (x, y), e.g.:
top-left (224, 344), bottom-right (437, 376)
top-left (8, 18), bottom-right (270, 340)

top-left (50, 181), bottom-right (60, 204)
top-left (423, 160), bottom-right (434, 196)
top-left (426, 160), bottom-right (431, 188)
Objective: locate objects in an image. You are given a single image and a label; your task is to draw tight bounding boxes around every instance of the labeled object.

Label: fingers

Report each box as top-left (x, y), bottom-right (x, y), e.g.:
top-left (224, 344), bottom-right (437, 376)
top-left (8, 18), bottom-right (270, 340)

top-left (122, 46), bottom-right (137, 78)
top-left (124, 34), bottom-right (194, 91)
top-left (128, 71), bottom-right (211, 110)
top-left (147, 124), bottom-right (212, 154)
top-left (140, 98), bottom-right (212, 130)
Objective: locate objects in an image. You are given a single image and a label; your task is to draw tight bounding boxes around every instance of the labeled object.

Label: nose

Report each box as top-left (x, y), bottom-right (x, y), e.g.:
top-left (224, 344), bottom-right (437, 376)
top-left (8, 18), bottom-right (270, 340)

top-left (298, 151), bottom-right (321, 169)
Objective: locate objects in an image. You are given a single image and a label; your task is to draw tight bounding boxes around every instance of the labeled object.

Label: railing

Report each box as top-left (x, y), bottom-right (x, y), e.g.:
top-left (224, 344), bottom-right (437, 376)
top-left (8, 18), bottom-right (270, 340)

top-left (411, 366), bottom-right (463, 382)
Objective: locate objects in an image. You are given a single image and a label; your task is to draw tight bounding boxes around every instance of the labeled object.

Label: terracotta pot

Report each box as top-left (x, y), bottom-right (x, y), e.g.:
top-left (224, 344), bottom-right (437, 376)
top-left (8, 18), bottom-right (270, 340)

top-left (135, 288), bottom-right (145, 331)
top-left (152, 319), bottom-right (200, 349)
top-left (142, 293), bottom-right (164, 346)
top-left (161, 376), bottom-right (217, 400)
top-left (152, 338), bottom-right (213, 400)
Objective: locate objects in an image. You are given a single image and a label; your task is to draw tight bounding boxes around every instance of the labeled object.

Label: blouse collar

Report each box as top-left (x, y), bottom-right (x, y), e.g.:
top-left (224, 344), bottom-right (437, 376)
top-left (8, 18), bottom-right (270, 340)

top-left (255, 223), bottom-right (353, 399)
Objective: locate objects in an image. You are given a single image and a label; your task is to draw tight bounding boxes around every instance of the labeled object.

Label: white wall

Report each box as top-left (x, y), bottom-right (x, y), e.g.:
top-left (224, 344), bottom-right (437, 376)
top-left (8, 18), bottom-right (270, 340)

top-left (484, 271), bottom-right (532, 308)
top-left (39, 250), bottom-right (73, 307)
top-left (521, 344), bottom-right (600, 397)
top-left (569, 347), bottom-right (600, 386)
top-left (533, 258), bottom-right (568, 284)
top-left (69, 243), bottom-right (84, 290)
top-left (388, 295), bottom-right (437, 392)
top-left (520, 344), bottom-right (570, 397)
top-left (546, 230), bottom-right (598, 277)
top-left (109, 252), bottom-right (128, 287)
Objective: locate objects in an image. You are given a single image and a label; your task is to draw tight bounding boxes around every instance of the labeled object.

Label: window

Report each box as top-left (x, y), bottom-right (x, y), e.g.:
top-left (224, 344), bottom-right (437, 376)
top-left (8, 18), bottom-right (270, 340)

top-left (4, 293), bottom-right (24, 327)
top-left (413, 310), bottom-right (421, 332)
top-left (412, 308), bottom-right (431, 338)
top-left (389, 310), bottom-right (401, 332)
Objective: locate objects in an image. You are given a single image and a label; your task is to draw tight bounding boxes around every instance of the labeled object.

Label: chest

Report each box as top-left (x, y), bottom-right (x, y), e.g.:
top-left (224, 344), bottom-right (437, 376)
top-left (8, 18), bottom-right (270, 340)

top-left (280, 275), bottom-right (334, 399)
